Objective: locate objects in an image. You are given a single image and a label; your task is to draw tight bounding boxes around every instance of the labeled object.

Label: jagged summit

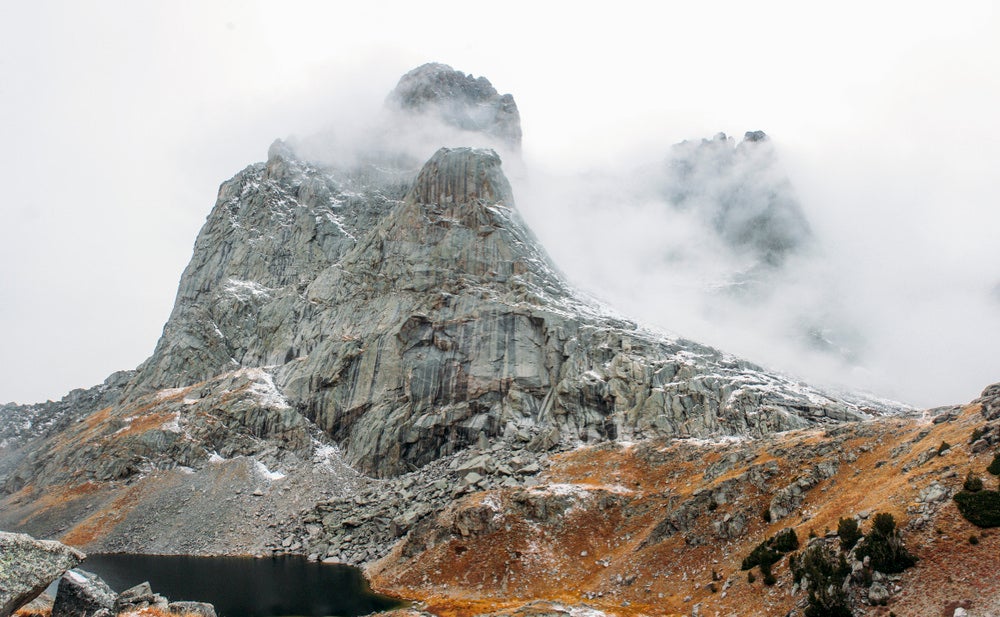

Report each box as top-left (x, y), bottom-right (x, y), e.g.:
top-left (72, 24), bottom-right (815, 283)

top-left (386, 63), bottom-right (522, 150)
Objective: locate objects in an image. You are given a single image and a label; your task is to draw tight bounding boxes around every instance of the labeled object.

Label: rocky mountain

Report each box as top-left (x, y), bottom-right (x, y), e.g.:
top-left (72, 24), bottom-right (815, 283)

top-left (8, 63), bottom-right (991, 617)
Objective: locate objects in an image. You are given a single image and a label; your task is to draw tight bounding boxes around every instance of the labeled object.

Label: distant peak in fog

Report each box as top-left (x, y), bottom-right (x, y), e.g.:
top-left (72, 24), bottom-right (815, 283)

top-left (386, 62), bottom-right (522, 151)
top-left (665, 130), bottom-right (812, 267)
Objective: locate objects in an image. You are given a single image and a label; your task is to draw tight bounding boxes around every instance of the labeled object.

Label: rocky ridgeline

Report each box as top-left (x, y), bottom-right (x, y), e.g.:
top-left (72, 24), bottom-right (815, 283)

top-left (2, 368), bottom-right (318, 494)
top-left (0, 371), bottom-right (133, 450)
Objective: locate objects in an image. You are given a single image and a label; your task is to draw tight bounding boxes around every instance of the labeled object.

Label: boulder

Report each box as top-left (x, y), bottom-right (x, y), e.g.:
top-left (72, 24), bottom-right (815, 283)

top-left (168, 602), bottom-right (217, 617)
top-left (868, 582), bottom-right (890, 606)
top-left (0, 531), bottom-right (84, 617)
top-left (52, 569), bottom-right (116, 617)
top-left (114, 582), bottom-right (167, 613)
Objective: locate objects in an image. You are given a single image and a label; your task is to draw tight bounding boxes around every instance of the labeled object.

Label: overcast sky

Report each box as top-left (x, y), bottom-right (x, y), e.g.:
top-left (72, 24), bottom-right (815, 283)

top-left (1, 1), bottom-right (998, 407)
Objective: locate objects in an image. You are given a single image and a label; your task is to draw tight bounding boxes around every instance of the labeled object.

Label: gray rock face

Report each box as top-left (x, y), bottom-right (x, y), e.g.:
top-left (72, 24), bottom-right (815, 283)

top-left (387, 63), bottom-right (521, 150)
top-left (664, 131), bottom-right (812, 266)
top-left (0, 532), bottom-right (85, 617)
top-left (52, 569), bottom-right (116, 617)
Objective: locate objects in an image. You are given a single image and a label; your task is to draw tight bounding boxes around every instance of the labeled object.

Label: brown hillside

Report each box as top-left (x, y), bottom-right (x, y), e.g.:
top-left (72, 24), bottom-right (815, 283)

top-left (369, 399), bottom-right (1000, 617)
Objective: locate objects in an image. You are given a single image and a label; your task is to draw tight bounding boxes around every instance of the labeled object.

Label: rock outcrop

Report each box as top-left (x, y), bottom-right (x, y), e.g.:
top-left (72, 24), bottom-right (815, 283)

top-left (0, 532), bottom-right (84, 617)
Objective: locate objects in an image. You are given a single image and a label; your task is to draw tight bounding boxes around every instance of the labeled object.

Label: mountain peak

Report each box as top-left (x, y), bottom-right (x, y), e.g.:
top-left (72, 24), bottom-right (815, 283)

top-left (387, 63), bottom-right (522, 150)
top-left (408, 147), bottom-right (513, 207)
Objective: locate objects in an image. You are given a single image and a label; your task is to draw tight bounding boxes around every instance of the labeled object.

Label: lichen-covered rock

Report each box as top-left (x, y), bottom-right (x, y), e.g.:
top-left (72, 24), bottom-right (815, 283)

top-left (0, 532), bottom-right (84, 617)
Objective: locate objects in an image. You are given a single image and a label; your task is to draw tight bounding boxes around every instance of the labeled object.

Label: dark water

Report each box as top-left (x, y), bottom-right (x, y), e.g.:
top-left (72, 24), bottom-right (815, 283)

top-left (76, 554), bottom-right (402, 617)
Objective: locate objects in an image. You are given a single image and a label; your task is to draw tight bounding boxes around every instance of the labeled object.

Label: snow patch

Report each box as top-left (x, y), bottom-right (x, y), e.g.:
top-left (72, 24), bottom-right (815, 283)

top-left (239, 368), bottom-right (291, 410)
top-left (568, 606), bottom-right (607, 617)
top-left (223, 278), bottom-right (272, 300)
top-left (67, 570), bottom-right (88, 584)
top-left (161, 411), bottom-right (182, 433)
top-left (254, 460), bottom-right (286, 481)
top-left (156, 387), bottom-right (186, 400)
top-left (534, 482), bottom-right (633, 496)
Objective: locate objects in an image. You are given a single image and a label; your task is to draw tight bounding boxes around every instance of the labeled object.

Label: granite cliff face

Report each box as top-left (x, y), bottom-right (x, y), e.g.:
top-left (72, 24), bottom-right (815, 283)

top-left (0, 65), bottom-right (890, 554)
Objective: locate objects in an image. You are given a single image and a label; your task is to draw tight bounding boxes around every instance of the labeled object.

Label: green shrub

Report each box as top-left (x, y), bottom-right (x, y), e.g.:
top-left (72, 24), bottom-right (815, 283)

top-left (954, 489), bottom-right (1000, 527)
top-left (987, 453), bottom-right (1000, 476)
top-left (856, 512), bottom-right (917, 573)
top-left (965, 472), bottom-right (984, 492)
top-left (938, 441), bottom-right (951, 455)
top-left (872, 512), bottom-right (897, 537)
top-left (969, 534), bottom-right (980, 545)
top-left (837, 517), bottom-right (862, 552)
top-left (793, 544), bottom-right (853, 617)
top-left (747, 570), bottom-right (756, 584)
top-left (761, 562), bottom-right (777, 586)
top-left (762, 508), bottom-right (772, 523)
top-left (741, 528), bottom-right (799, 570)
top-left (970, 427), bottom-right (986, 443)
top-left (741, 542), bottom-right (782, 571)
top-left (771, 527), bottom-right (800, 552)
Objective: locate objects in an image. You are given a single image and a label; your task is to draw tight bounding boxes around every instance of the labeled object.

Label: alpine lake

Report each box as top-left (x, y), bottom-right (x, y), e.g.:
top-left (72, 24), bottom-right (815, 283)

top-left (64, 553), bottom-right (403, 617)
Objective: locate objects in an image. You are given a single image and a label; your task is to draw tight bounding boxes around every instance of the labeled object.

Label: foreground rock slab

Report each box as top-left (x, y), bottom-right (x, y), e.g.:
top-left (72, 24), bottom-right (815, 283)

top-left (0, 531), bottom-right (84, 617)
top-left (52, 569), bottom-right (116, 617)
